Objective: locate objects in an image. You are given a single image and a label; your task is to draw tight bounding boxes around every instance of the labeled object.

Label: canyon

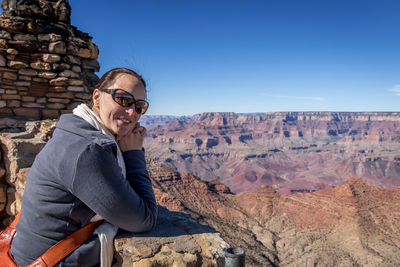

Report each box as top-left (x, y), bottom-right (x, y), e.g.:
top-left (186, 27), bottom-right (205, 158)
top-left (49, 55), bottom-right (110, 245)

top-left (1, 1), bottom-right (398, 265)
top-left (143, 112), bottom-right (400, 194)
top-left (0, 115), bottom-right (399, 266)
top-left (148, 160), bottom-right (400, 266)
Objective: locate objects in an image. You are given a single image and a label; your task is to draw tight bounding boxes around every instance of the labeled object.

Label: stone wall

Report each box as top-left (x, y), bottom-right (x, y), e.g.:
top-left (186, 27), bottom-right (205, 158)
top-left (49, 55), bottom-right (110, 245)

top-left (0, 0), bottom-right (99, 119)
top-left (0, 117), bottom-right (55, 225)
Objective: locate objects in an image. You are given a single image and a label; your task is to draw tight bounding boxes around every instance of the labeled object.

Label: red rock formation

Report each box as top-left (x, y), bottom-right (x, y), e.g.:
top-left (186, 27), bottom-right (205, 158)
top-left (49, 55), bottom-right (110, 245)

top-left (144, 112), bottom-right (400, 193)
top-left (1, 119), bottom-right (399, 266)
top-left (147, 160), bottom-right (400, 266)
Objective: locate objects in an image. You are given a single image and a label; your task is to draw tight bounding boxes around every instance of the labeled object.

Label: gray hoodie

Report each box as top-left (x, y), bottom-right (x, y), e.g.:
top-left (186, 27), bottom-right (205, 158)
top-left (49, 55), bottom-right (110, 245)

top-left (11, 114), bottom-right (157, 266)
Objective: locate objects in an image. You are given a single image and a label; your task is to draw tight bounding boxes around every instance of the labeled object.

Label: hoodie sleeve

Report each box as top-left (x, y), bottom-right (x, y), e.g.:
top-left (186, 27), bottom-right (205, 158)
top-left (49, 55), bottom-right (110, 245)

top-left (70, 144), bottom-right (157, 232)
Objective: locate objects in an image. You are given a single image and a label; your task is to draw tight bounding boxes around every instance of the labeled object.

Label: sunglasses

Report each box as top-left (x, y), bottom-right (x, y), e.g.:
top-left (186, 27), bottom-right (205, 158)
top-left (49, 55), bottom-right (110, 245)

top-left (101, 88), bottom-right (149, 115)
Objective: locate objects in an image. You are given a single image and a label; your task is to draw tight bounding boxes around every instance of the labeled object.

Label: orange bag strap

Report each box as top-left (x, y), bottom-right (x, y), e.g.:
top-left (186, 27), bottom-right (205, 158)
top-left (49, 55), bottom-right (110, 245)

top-left (34, 219), bottom-right (103, 266)
top-left (10, 211), bottom-right (103, 267)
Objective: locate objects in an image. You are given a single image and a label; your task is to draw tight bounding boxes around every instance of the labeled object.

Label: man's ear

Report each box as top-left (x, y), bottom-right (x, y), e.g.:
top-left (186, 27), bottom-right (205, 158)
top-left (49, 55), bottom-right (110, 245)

top-left (92, 88), bottom-right (101, 108)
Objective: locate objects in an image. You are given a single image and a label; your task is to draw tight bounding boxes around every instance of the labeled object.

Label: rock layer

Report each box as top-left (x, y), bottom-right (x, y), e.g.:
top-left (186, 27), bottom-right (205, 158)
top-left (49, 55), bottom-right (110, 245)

top-left (1, 118), bottom-right (399, 266)
top-left (147, 160), bottom-right (400, 266)
top-left (144, 112), bottom-right (400, 193)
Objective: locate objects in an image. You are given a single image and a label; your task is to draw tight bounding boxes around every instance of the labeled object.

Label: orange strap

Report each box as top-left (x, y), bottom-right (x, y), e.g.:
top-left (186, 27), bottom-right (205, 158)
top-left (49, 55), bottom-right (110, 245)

top-left (9, 211), bottom-right (103, 267)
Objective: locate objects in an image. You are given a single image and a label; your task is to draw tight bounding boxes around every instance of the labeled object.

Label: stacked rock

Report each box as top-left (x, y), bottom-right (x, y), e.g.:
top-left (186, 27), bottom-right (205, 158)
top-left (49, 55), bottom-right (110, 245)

top-left (0, 0), bottom-right (99, 119)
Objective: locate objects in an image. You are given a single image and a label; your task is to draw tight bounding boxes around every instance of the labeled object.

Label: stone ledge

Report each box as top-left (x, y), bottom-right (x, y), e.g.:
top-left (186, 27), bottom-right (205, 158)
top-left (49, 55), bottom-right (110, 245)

top-left (114, 206), bottom-right (229, 267)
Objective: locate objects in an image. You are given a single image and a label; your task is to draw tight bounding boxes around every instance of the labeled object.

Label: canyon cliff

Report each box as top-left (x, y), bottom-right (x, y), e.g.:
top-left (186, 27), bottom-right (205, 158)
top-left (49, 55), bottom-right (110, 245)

top-left (1, 118), bottom-right (399, 266)
top-left (148, 160), bottom-right (400, 266)
top-left (143, 112), bottom-right (400, 193)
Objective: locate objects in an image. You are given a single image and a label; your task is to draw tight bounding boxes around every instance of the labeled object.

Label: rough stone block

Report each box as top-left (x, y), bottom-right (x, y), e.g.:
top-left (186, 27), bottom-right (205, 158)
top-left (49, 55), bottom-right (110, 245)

top-left (19, 75), bottom-right (32, 81)
top-left (0, 108), bottom-right (12, 115)
top-left (46, 92), bottom-right (74, 99)
top-left (49, 77), bottom-right (68, 86)
top-left (9, 61), bottom-right (29, 69)
top-left (31, 62), bottom-right (51, 71)
top-left (14, 108), bottom-right (40, 118)
top-left (0, 30), bottom-right (11, 40)
top-left (14, 81), bottom-right (30, 87)
top-left (5, 89), bottom-right (17, 94)
top-left (0, 38), bottom-right (8, 49)
top-left (0, 89), bottom-right (4, 94)
top-left (38, 33), bottom-right (62, 42)
top-left (0, 54), bottom-right (6, 67)
top-left (47, 103), bottom-right (66, 109)
top-left (68, 79), bottom-right (84, 86)
top-left (77, 48), bottom-right (91, 58)
top-left (89, 42), bottom-right (99, 59)
top-left (43, 54), bottom-right (61, 63)
top-left (71, 65), bottom-right (81, 73)
top-left (6, 54), bottom-right (15, 60)
top-left (13, 34), bottom-right (36, 41)
top-left (48, 98), bottom-right (70, 104)
top-left (52, 63), bottom-right (70, 71)
top-left (8, 100), bottom-right (21, 108)
top-left (41, 109), bottom-right (60, 118)
top-left (22, 102), bottom-right (45, 108)
top-left (49, 41), bottom-right (66, 54)
top-left (63, 55), bottom-right (81, 65)
top-left (22, 96), bottom-right (35, 102)
top-left (81, 59), bottom-right (100, 72)
top-left (59, 70), bottom-right (79, 78)
top-left (0, 67), bottom-right (16, 72)
top-left (16, 86), bottom-right (28, 91)
top-left (32, 78), bottom-right (47, 83)
top-left (48, 86), bottom-right (66, 92)
top-left (36, 97), bottom-right (47, 104)
top-left (67, 86), bottom-right (84, 92)
top-left (38, 71), bottom-right (57, 79)
top-left (0, 85), bottom-right (15, 91)
top-left (3, 72), bottom-right (17, 80)
top-left (6, 48), bottom-right (18, 55)
top-left (0, 18), bottom-right (25, 32)
top-left (66, 42), bottom-right (79, 56)
top-left (0, 100), bottom-right (6, 108)
top-left (74, 93), bottom-right (92, 100)
top-left (1, 94), bottom-right (21, 100)
top-left (114, 207), bottom-right (229, 266)
top-left (1, 79), bottom-right (14, 86)
top-left (18, 69), bottom-right (38, 76)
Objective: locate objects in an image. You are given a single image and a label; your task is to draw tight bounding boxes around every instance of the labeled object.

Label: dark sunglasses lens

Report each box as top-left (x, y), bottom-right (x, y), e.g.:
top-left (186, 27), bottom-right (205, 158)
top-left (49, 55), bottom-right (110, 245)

top-left (113, 90), bottom-right (135, 107)
top-left (135, 101), bottom-right (149, 115)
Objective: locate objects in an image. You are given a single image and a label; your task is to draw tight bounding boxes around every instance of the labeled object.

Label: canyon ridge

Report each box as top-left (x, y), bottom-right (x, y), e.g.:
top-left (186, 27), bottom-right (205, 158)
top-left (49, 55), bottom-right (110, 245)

top-left (142, 111), bottom-right (400, 194)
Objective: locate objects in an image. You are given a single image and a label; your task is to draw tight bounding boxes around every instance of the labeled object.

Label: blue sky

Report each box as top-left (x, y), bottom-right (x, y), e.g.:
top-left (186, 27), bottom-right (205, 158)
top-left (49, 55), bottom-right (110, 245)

top-left (70, 1), bottom-right (397, 114)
